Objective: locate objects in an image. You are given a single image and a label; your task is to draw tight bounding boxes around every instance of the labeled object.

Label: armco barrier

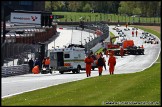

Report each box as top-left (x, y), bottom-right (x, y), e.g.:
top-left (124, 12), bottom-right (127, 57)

top-left (2, 64), bottom-right (29, 77)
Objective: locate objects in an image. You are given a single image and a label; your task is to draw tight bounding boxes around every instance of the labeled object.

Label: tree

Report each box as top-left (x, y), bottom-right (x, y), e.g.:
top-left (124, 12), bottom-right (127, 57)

top-left (132, 7), bottom-right (141, 15)
top-left (82, 3), bottom-right (92, 12)
top-left (45, 1), bottom-right (51, 11)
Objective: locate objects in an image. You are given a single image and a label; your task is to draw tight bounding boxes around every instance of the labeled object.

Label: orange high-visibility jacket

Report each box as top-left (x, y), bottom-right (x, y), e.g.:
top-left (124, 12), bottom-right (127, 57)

top-left (45, 59), bottom-right (50, 65)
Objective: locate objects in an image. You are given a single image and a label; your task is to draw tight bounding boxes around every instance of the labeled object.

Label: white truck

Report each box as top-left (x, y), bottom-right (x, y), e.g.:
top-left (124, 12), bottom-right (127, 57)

top-left (48, 45), bottom-right (86, 74)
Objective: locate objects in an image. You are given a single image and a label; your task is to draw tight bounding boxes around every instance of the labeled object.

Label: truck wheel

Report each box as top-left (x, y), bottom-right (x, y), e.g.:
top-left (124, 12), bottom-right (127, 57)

top-left (92, 67), bottom-right (95, 70)
top-left (72, 70), bottom-right (76, 74)
top-left (76, 66), bottom-right (81, 73)
top-left (49, 69), bottom-right (52, 74)
top-left (59, 71), bottom-right (64, 74)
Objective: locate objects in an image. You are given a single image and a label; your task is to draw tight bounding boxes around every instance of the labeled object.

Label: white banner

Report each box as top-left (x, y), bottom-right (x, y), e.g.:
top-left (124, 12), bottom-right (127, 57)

top-left (10, 12), bottom-right (41, 24)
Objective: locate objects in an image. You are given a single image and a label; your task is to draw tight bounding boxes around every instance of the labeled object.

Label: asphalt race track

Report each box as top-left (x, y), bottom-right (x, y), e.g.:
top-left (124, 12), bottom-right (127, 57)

top-left (2, 25), bottom-right (161, 98)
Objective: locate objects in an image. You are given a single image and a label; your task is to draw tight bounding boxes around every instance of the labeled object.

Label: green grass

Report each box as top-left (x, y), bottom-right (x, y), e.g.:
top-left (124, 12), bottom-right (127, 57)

top-left (2, 63), bottom-right (160, 106)
top-left (53, 12), bottom-right (161, 23)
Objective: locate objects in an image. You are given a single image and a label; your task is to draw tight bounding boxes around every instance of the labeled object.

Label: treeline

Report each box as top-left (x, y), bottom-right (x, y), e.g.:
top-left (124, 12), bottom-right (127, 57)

top-left (45, 1), bottom-right (161, 17)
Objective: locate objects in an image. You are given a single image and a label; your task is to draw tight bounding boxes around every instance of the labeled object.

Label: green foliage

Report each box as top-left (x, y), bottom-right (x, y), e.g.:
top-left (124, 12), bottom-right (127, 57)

top-left (118, 1), bottom-right (160, 17)
top-left (133, 7), bottom-right (141, 15)
top-left (82, 3), bottom-right (92, 12)
top-left (45, 1), bottom-right (51, 11)
top-left (46, 1), bottom-right (161, 17)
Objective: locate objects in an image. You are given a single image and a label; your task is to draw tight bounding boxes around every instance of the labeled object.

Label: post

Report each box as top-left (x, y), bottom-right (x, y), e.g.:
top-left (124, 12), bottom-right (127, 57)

top-left (84, 39), bottom-right (86, 45)
top-left (81, 30), bottom-right (82, 44)
top-left (2, 9), bottom-right (6, 43)
top-left (53, 39), bottom-right (55, 48)
top-left (71, 19), bottom-right (73, 44)
top-left (87, 37), bottom-right (90, 42)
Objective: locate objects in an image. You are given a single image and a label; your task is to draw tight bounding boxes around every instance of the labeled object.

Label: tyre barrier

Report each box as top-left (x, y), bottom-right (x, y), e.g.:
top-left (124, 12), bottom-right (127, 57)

top-left (2, 64), bottom-right (30, 77)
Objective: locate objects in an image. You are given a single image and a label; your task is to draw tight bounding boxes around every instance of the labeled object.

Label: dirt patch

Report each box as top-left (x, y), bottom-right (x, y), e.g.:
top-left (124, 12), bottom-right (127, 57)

top-left (138, 26), bottom-right (160, 33)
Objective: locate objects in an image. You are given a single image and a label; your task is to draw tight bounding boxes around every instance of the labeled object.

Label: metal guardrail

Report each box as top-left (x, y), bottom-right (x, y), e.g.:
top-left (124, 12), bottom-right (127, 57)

top-left (83, 22), bottom-right (109, 53)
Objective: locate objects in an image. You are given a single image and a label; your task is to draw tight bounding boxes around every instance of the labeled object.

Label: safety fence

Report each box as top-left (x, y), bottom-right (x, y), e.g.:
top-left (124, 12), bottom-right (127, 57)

top-left (54, 14), bottom-right (161, 24)
top-left (1, 25), bottom-right (57, 77)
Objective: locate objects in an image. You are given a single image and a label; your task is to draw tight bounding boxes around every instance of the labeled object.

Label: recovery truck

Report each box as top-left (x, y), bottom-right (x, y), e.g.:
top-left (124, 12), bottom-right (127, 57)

top-left (106, 36), bottom-right (144, 56)
top-left (48, 44), bottom-right (86, 74)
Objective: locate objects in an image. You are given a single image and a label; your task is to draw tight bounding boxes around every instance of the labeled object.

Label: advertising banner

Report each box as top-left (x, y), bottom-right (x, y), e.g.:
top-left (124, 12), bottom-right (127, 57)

top-left (11, 12), bottom-right (41, 24)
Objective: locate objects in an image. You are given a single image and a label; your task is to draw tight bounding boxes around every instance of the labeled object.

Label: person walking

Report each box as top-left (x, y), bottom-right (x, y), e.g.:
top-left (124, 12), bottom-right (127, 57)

top-left (28, 58), bottom-right (34, 73)
top-left (84, 54), bottom-right (94, 77)
top-left (45, 57), bottom-right (50, 69)
top-left (108, 52), bottom-right (116, 75)
top-left (96, 55), bottom-right (105, 76)
top-left (32, 65), bottom-right (40, 74)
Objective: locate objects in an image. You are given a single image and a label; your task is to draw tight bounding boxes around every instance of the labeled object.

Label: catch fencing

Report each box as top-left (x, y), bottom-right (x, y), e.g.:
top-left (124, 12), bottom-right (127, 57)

top-left (83, 22), bottom-right (109, 53)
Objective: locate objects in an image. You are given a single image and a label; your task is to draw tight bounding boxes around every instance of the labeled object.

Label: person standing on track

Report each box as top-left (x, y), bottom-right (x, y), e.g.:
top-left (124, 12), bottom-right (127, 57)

top-left (120, 46), bottom-right (124, 58)
top-left (108, 52), bottom-right (116, 75)
top-left (84, 54), bottom-right (94, 77)
top-left (132, 31), bottom-right (134, 37)
top-left (126, 23), bottom-right (128, 28)
top-left (135, 30), bottom-right (138, 37)
top-left (28, 58), bottom-right (34, 73)
top-left (42, 57), bottom-right (46, 68)
top-left (45, 57), bottom-right (50, 69)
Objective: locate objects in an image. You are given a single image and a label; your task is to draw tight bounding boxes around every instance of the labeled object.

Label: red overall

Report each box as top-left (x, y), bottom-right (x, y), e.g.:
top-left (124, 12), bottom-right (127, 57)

top-left (135, 30), bottom-right (138, 37)
top-left (84, 57), bottom-right (94, 77)
top-left (120, 47), bottom-right (124, 57)
top-left (108, 55), bottom-right (116, 75)
top-left (132, 31), bottom-right (134, 37)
